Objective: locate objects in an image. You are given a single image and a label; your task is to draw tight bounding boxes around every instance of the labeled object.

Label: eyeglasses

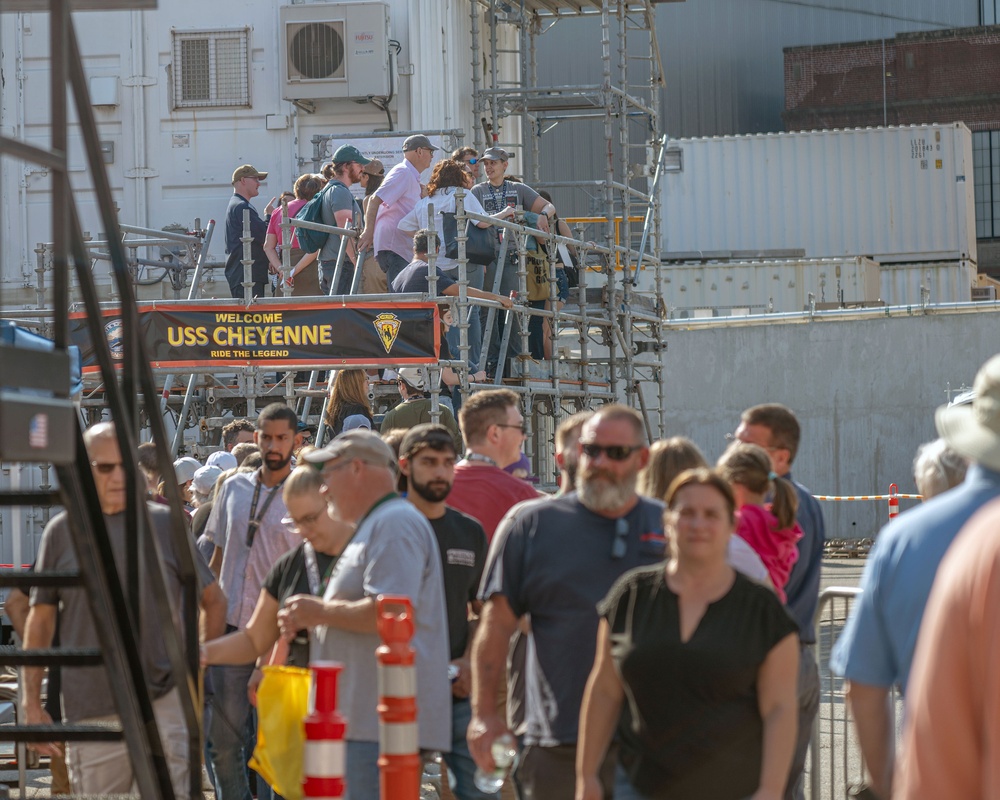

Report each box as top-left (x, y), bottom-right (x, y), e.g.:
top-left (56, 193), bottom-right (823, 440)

top-left (495, 423), bottom-right (527, 434)
top-left (724, 432), bottom-right (780, 452)
top-left (282, 507), bottom-right (327, 532)
top-left (90, 461), bottom-right (124, 474)
top-left (611, 517), bottom-right (629, 559)
top-left (580, 443), bottom-right (640, 461)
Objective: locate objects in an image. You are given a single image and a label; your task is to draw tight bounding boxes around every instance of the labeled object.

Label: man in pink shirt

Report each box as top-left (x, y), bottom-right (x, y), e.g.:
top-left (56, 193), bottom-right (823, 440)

top-left (359, 134), bottom-right (436, 285)
top-left (447, 388), bottom-right (539, 541)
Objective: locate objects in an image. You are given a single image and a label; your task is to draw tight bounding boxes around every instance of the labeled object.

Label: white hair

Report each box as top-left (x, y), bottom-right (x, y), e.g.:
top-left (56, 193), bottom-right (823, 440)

top-left (913, 438), bottom-right (968, 500)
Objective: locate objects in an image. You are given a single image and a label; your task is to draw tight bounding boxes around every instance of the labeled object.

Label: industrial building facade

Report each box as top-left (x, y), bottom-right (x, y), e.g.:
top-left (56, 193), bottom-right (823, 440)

top-left (783, 23), bottom-right (1000, 270)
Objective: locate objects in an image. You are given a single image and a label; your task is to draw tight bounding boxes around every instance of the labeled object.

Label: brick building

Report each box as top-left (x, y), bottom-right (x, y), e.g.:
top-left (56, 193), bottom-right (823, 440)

top-left (783, 26), bottom-right (1000, 269)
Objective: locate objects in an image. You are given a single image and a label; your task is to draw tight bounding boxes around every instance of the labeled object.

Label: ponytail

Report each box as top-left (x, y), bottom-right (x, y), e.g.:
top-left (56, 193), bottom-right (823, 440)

top-left (770, 475), bottom-right (799, 530)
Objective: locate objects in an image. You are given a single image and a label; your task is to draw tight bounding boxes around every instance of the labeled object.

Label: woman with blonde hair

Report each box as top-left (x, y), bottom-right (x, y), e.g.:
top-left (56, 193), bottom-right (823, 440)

top-left (717, 442), bottom-right (802, 603)
top-left (202, 465), bottom-right (353, 671)
top-left (325, 368), bottom-right (374, 436)
top-left (576, 468), bottom-right (799, 800)
top-left (638, 437), bottom-right (708, 500)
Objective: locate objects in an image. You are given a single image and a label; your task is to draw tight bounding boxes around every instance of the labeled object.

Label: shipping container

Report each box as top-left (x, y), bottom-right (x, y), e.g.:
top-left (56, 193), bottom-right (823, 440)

top-left (879, 260), bottom-right (975, 305)
top-left (643, 257), bottom-right (975, 316)
top-left (647, 258), bottom-right (880, 316)
top-left (660, 124), bottom-right (976, 266)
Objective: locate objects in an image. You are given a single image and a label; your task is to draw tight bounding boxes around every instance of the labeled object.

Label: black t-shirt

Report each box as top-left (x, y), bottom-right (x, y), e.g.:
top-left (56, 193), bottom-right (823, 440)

top-left (191, 500), bottom-right (213, 540)
top-left (599, 565), bottom-right (798, 799)
top-left (262, 542), bottom-right (337, 668)
top-left (332, 402), bottom-right (374, 436)
top-left (429, 508), bottom-right (487, 661)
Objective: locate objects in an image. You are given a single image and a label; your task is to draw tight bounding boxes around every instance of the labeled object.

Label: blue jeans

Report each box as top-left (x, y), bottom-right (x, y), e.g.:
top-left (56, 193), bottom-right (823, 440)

top-left (377, 250), bottom-right (411, 287)
top-left (345, 740), bottom-right (381, 800)
top-left (444, 262), bottom-right (486, 372)
top-left (320, 258), bottom-right (356, 296)
top-left (206, 662), bottom-right (255, 800)
top-left (443, 698), bottom-right (497, 800)
top-left (613, 763), bottom-right (649, 800)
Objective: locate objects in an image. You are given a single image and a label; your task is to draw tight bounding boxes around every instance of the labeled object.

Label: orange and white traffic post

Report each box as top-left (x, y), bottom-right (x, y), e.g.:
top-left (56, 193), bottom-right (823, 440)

top-left (303, 661), bottom-right (347, 800)
top-left (376, 595), bottom-right (420, 800)
top-left (888, 483), bottom-right (900, 521)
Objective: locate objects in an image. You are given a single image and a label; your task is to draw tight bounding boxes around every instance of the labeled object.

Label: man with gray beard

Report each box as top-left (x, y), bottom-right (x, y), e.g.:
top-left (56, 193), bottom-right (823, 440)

top-left (469, 405), bottom-right (666, 800)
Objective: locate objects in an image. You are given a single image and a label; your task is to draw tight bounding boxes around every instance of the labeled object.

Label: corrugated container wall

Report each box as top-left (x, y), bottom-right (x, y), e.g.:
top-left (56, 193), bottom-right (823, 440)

top-left (640, 258), bottom-right (974, 315)
top-left (531, 0), bottom-right (979, 217)
top-left (660, 124), bottom-right (977, 265)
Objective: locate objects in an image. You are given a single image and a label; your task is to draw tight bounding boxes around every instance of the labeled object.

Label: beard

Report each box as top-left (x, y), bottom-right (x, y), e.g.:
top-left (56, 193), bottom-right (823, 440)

top-left (410, 474), bottom-right (452, 503)
top-left (576, 467), bottom-right (637, 512)
top-left (264, 451), bottom-right (292, 473)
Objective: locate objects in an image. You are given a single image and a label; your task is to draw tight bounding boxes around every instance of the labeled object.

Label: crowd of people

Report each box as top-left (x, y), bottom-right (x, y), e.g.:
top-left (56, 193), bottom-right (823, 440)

top-left (13, 354), bottom-right (1000, 799)
top-left (10, 383), bottom-right (834, 800)
top-left (223, 137), bottom-right (576, 380)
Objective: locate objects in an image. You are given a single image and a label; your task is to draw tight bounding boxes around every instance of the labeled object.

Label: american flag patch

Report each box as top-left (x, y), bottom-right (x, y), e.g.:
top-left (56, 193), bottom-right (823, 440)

top-left (28, 414), bottom-right (48, 449)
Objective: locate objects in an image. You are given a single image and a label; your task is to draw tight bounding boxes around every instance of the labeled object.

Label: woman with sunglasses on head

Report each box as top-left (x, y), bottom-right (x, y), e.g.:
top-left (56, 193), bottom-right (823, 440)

top-left (452, 146), bottom-right (481, 181)
top-left (576, 468), bottom-right (800, 800)
top-left (201, 465), bottom-right (353, 673)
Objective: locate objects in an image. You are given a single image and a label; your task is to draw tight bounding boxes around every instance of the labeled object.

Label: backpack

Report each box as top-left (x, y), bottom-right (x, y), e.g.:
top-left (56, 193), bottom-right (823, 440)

top-left (293, 180), bottom-right (348, 254)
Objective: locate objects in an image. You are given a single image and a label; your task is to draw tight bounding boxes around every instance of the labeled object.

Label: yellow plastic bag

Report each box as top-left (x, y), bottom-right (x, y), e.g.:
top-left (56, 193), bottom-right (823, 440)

top-left (249, 664), bottom-right (311, 800)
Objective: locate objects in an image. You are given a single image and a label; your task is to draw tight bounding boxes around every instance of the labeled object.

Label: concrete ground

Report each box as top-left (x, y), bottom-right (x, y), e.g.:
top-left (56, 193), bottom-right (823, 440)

top-left (0, 559), bottom-right (871, 799)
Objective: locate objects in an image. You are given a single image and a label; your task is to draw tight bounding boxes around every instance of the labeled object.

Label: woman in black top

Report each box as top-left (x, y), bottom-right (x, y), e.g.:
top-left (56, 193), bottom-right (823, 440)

top-left (201, 465), bottom-right (353, 671)
top-left (325, 368), bottom-right (374, 436)
top-left (576, 468), bottom-right (799, 800)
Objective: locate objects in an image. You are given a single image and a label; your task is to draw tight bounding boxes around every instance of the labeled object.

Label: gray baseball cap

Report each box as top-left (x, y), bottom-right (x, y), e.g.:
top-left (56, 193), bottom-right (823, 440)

top-left (403, 134), bottom-right (439, 152)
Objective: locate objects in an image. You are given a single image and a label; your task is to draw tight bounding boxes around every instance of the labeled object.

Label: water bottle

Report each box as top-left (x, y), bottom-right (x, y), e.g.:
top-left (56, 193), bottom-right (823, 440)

top-left (473, 732), bottom-right (517, 794)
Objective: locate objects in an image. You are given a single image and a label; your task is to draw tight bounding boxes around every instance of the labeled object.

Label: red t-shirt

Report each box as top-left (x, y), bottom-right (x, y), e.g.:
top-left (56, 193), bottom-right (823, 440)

top-left (448, 462), bottom-right (540, 541)
top-left (734, 503), bottom-right (802, 603)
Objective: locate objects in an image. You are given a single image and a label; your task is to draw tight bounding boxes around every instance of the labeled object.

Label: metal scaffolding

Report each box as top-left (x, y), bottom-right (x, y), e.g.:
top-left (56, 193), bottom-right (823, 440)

top-left (468, 0), bottom-right (669, 463)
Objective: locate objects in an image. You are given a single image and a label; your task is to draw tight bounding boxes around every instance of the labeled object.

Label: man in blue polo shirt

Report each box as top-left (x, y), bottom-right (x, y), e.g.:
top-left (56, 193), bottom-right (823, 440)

top-left (830, 354), bottom-right (1000, 800)
top-left (734, 403), bottom-right (824, 800)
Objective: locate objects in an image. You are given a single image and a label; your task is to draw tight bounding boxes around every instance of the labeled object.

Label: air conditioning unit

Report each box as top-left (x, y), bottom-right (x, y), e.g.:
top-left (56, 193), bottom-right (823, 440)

top-left (280, 2), bottom-right (390, 101)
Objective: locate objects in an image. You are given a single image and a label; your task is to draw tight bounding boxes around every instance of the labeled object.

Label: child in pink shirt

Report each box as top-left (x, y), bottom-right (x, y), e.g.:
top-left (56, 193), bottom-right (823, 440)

top-left (718, 442), bottom-right (803, 602)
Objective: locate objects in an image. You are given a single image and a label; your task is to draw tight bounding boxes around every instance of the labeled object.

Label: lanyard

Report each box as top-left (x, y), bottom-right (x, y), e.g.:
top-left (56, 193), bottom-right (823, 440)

top-left (487, 180), bottom-right (507, 213)
top-left (246, 470), bottom-right (287, 548)
top-left (303, 541), bottom-right (337, 596)
top-left (322, 493), bottom-right (399, 589)
top-left (463, 452), bottom-right (497, 467)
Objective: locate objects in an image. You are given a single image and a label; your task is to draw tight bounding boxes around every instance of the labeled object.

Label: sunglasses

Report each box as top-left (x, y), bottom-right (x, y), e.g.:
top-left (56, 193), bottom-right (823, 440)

top-left (495, 423), bottom-right (527, 434)
top-left (611, 517), bottom-right (629, 559)
top-left (91, 461), bottom-right (124, 474)
top-left (580, 443), bottom-right (640, 461)
top-left (467, 158), bottom-right (478, 165)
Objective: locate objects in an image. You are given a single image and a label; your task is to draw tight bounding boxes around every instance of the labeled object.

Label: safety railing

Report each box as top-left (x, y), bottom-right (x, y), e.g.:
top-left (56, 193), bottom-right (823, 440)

top-left (808, 587), bottom-right (900, 800)
top-left (809, 587), bottom-right (862, 800)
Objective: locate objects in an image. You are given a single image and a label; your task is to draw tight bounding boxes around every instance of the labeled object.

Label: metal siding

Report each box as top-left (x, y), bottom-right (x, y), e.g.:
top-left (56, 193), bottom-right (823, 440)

top-left (880, 261), bottom-right (976, 304)
top-left (533, 0), bottom-right (980, 216)
top-left (660, 124), bottom-right (977, 263)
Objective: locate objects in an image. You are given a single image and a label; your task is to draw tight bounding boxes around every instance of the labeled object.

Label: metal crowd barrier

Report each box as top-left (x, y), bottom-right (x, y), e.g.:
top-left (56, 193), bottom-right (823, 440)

top-left (807, 587), bottom-right (900, 800)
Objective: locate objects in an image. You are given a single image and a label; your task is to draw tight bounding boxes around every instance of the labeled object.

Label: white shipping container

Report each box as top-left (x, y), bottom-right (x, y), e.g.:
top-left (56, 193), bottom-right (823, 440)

top-left (648, 257), bottom-right (880, 316)
top-left (660, 124), bottom-right (977, 266)
top-left (879, 261), bottom-right (975, 305)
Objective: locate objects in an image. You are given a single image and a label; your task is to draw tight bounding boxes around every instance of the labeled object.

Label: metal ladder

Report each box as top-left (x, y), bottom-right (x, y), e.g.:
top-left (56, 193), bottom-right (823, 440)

top-left (0, 0), bottom-right (206, 796)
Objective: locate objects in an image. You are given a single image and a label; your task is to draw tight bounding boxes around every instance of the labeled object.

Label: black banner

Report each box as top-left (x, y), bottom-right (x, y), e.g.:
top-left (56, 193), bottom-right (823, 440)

top-left (69, 301), bottom-right (440, 372)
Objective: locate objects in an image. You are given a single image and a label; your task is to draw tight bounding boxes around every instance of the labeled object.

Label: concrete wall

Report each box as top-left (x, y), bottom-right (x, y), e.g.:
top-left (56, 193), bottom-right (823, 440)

top-left (659, 306), bottom-right (1000, 539)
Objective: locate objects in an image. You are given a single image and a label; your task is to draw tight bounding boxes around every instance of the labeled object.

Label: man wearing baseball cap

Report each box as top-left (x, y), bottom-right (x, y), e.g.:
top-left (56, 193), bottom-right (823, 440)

top-left (225, 164), bottom-right (275, 299)
top-left (359, 134), bottom-right (438, 285)
top-left (398, 424), bottom-right (491, 799)
top-left (279, 430), bottom-right (450, 798)
top-left (470, 147), bottom-right (554, 379)
top-left (318, 144), bottom-right (369, 295)
top-left (831, 354), bottom-right (1000, 800)
top-left (379, 366), bottom-right (462, 449)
